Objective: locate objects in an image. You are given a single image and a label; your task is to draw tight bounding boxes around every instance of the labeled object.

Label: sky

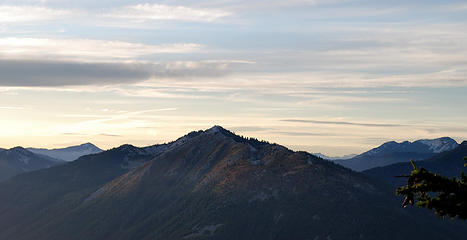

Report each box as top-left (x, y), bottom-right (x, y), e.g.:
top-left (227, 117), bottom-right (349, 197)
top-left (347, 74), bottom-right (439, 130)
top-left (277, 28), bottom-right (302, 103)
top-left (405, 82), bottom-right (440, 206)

top-left (0, 0), bottom-right (466, 156)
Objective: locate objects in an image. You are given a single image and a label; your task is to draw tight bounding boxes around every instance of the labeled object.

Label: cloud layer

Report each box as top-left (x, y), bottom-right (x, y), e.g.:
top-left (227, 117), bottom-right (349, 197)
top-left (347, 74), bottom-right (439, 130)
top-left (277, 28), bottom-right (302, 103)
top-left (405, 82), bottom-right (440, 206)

top-left (0, 38), bottom-right (202, 61)
top-left (0, 59), bottom-right (237, 86)
top-left (104, 3), bottom-right (232, 22)
top-left (0, 5), bottom-right (69, 23)
top-left (282, 119), bottom-right (406, 128)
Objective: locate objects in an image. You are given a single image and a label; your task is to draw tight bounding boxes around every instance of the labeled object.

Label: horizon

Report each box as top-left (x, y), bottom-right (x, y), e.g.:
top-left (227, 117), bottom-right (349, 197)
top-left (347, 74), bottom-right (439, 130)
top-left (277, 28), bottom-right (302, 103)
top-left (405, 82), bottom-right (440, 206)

top-left (1, 0), bottom-right (467, 156)
top-left (2, 125), bottom-right (464, 158)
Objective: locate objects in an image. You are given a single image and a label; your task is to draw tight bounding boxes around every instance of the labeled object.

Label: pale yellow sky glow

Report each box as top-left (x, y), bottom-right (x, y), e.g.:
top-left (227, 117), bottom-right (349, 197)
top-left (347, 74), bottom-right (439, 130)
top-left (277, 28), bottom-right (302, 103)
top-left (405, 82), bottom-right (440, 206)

top-left (1, 85), bottom-right (466, 156)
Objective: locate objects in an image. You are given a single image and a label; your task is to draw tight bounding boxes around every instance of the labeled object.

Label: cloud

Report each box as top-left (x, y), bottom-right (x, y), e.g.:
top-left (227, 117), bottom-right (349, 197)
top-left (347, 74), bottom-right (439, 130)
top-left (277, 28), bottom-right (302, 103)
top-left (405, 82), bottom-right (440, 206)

top-left (104, 3), bottom-right (231, 22)
top-left (0, 5), bottom-right (69, 23)
top-left (0, 38), bottom-right (202, 61)
top-left (189, 0), bottom-right (348, 12)
top-left (282, 119), bottom-right (407, 128)
top-left (60, 132), bottom-right (122, 137)
top-left (60, 108), bottom-right (178, 119)
top-left (0, 106), bottom-right (24, 110)
top-left (426, 3), bottom-right (467, 12)
top-left (0, 59), bottom-right (233, 86)
top-left (229, 126), bottom-right (275, 132)
top-left (270, 131), bottom-right (332, 136)
top-left (61, 132), bottom-right (88, 136)
top-left (98, 133), bottom-right (122, 137)
top-left (0, 59), bottom-right (151, 86)
top-left (0, 37), bottom-right (248, 87)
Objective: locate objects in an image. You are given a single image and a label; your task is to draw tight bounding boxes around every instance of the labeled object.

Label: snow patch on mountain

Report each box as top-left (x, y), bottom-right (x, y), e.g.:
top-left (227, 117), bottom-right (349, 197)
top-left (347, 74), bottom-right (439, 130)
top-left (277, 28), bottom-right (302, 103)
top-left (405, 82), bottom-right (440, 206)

top-left (363, 137), bottom-right (458, 156)
top-left (313, 153), bottom-right (357, 160)
top-left (417, 137), bottom-right (458, 153)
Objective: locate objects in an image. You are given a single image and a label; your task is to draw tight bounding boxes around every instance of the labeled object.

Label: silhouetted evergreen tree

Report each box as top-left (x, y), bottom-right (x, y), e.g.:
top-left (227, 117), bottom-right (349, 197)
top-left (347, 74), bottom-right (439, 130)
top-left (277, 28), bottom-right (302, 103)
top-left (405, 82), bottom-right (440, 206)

top-left (396, 158), bottom-right (467, 219)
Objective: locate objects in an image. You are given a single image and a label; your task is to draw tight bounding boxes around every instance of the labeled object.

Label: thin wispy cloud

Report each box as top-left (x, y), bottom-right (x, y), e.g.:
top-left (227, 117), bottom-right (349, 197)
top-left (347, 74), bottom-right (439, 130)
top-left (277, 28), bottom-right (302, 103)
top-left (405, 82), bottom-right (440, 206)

top-left (104, 3), bottom-right (232, 22)
top-left (270, 131), bottom-right (333, 137)
top-left (0, 5), bottom-right (69, 23)
top-left (282, 119), bottom-right (407, 128)
top-left (60, 132), bottom-right (122, 137)
top-left (0, 38), bottom-right (202, 61)
top-left (61, 133), bottom-right (88, 136)
top-left (190, 0), bottom-right (348, 12)
top-left (98, 133), bottom-right (123, 137)
top-left (60, 108), bottom-right (178, 119)
top-left (73, 108), bottom-right (179, 126)
top-left (0, 106), bottom-right (24, 110)
top-left (229, 126), bottom-right (275, 132)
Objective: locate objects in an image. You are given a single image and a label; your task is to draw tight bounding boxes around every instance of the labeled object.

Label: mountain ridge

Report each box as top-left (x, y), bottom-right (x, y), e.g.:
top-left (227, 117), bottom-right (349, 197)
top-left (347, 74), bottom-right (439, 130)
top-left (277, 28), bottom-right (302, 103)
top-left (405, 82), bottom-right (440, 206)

top-left (363, 142), bottom-right (467, 187)
top-left (335, 137), bottom-right (458, 171)
top-left (0, 126), bottom-right (465, 239)
top-left (27, 142), bottom-right (103, 161)
top-left (0, 146), bottom-right (64, 181)
top-left (313, 153), bottom-right (357, 160)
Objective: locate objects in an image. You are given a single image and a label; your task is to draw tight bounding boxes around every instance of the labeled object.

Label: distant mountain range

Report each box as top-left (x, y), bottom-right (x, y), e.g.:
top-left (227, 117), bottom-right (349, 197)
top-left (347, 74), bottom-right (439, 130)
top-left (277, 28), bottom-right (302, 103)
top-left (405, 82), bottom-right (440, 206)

top-left (0, 147), bottom-right (64, 181)
top-left (0, 143), bottom-right (102, 181)
top-left (0, 126), bottom-right (465, 240)
top-left (334, 137), bottom-right (459, 171)
top-left (313, 153), bottom-right (357, 160)
top-left (28, 142), bottom-right (103, 161)
top-left (364, 141), bottom-right (467, 187)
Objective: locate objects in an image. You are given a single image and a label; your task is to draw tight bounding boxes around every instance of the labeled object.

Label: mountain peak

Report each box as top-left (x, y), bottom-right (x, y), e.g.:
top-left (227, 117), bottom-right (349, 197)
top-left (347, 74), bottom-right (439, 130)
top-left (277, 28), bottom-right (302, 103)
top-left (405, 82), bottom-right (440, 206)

top-left (336, 137), bottom-right (459, 171)
top-left (9, 146), bottom-right (31, 155)
top-left (205, 125), bottom-right (230, 135)
top-left (72, 142), bottom-right (100, 149)
top-left (206, 125), bottom-right (224, 131)
top-left (202, 125), bottom-right (272, 149)
top-left (27, 143), bottom-right (103, 162)
top-left (195, 125), bottom-right (238, 140)
top-left (368, 137), bottom-right (458, 155)
top-left (416, 137), bottom-right (458, 153)
top-left (11, 146), bottom-right (25, 149)
top-left (381, 141), bottom-right (398, 146)
top-left (77, 142), bottom-right (102, 151)
top-left (0, 147), bottom-right (63, 181)
top-left (313, 152), bottom-right (357, 160)
top-left (80, 142), bottom-right (95, 147)
top-left (115, 144), bottom-right (139, 152)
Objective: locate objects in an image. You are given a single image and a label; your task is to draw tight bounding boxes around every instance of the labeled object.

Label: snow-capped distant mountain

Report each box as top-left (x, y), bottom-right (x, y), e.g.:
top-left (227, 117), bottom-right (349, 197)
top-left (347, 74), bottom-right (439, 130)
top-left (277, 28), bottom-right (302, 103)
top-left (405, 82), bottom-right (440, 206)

top-left (28, 143), bottom-right (103, 162)
top-left (417, 137), bottom-right (459, 153)
top-left (0, 147), bottom-right (64, 181)
top-left (364, 141), bottom-right (467, 187)
top-left (335, 137), bottom-right (459, 171)
top-left (313, 153), bottom-right (357, 160)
